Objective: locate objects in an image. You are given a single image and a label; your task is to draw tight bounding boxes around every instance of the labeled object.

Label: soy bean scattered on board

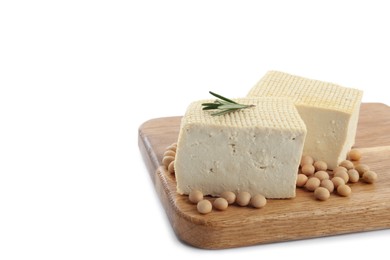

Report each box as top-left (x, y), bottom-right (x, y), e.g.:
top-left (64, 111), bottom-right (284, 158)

top-left (347, 169), bottom-right (359, 183)
top-left (296, 174), bottom-right (308, 187)
top-left (300, 155), bottom-right (314, 167)
top-left (236, 191), bottom-right (251, 206)
top-left (301, 164), bottom-right (315, 176)
top-left (348, 149), bottom-right (362, 161)
top-left (332, 177), bottom-right (345, 188)
top-left (250, 194), bottom-right (267, 208)
top-left (189, 190), bottom-right (203, 204)
top-left (305, 177), bottom-right (321, 192)
top-left (220, 191), bottom-right (236, 204)
top-left (339, 160), bottom-right (354, 170)
top-left (213, 198), bottom-right (228, 211)
top-left (362, 170), bottom-right (378, 184)
top-left (334, 171), bottom-right (349, 183)
top-left (197, 200), bottom-right (212, 214)
top-left (314, 187), bottom-right (330, 201)
top-left (337, 184), bottom-right (352, 197)
top-left (320, 179), bottom-right (334, 193)
top-left (162, 156), bottom-right (175, 167)
top-left (314, 161), bottom-right (327, 171)
top-left (314, 171), bottom-right (329, 181)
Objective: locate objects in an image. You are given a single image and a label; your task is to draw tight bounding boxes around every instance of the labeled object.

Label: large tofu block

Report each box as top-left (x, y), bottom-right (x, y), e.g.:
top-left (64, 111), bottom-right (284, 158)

top-left (247, 71), bottom-right (363, 169)
top-left (175, 97), bottom-right (307, 199)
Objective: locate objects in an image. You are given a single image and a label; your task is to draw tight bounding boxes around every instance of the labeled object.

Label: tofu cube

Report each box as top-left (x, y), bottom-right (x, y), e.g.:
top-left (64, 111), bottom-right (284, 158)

top-left (175, 97), bottom-right (307, 199)
top-left (247, 71), bottom-right (363, 169)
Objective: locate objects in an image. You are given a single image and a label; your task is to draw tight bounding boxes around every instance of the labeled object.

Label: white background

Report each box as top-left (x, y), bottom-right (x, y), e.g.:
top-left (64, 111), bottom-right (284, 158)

top-left (1, 0), bottom-right (389, 259)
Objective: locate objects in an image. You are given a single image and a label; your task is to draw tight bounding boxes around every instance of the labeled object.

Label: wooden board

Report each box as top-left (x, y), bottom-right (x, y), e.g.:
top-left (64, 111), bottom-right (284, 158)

top-left (138, 103), bottom-right (390, 249)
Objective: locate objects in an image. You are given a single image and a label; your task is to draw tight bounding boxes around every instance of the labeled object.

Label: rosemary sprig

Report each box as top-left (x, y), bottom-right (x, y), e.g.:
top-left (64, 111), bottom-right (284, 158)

top-left (201, 91), bottom-right (255, 116)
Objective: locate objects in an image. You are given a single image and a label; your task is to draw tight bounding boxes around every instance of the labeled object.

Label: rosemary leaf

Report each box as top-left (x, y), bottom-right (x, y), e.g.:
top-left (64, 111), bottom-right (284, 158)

top-left (201, 91), bottom-right (255, 116)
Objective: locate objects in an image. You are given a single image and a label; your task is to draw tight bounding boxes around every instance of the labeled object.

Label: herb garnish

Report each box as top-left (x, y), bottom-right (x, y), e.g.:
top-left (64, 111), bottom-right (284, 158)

top-left (201, 91), bottom-right (255, 116)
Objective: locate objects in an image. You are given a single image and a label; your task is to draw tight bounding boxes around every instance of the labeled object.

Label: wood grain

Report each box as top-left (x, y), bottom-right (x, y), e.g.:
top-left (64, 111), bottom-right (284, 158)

top-left (138, 103), bottom-right (390, 249)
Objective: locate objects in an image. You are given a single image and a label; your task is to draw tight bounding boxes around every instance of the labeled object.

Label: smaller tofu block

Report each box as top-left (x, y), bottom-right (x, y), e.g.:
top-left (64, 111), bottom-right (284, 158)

top-left (247, 71), bottom-right (363, 169)
top-left (175, 97), bottom-right (307, 199)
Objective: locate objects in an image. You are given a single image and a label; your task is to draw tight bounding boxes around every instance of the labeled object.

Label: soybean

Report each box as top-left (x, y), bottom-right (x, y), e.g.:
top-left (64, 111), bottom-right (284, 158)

top-left (220, 191), bottom-right (236, 204)
top-left (305, 177), bottom-right (321, 192)
top-left (236, 191), bottom-right (251, 206)
top-left (332, 177), bottom-right (345, 188)
top-left (314, 171), bottom-right (329, 181)
top-left (362, 170), bottom-right (378, 184)
top-left (296, 174), bottom-right (308, 187)
top-left (314, 161), bottom-right (328, 171)
top-left (301, 164), bottom-right (315, 176)
top-left (347, 169), bottom-right (359, 183)
top-left (162, 156), bottom-right (175, 168)
top-left (320, 179), bottom-right (335, 193)
top-left (197, 200), bottom-right (212, 214)
top-left (339, 160), bottom-right (354, 170)
top-left (189, 190), bottom-right (203, 204)
top-left (337, 184), bottom-right (352, 197)
top-left (314, 187), bottom-right (330, 201)
top-left (348, 149), bottom-right (362, 161)
top-left (334, 171), bottom-right (349, 183)
top-left (213, 198), bottom-right (228, 211)
top-left (250, 194), bottom-right (267, 208)
top-left (301, 155), bottom-right (314, 167)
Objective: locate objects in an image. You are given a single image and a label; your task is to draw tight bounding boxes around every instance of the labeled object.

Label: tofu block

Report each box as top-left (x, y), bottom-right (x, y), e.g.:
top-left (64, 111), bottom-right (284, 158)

top-left (175, 97), bottom-right (307, 198)
top-left (247, 71), bottom-right (363, 169)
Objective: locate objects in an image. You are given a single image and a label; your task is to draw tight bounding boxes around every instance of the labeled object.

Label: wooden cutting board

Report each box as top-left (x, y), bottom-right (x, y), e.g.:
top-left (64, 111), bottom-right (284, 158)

top-left (138, 103), bottom-right (390, 249)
